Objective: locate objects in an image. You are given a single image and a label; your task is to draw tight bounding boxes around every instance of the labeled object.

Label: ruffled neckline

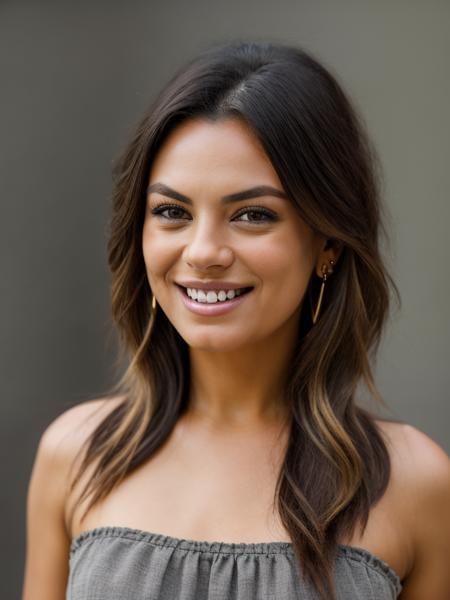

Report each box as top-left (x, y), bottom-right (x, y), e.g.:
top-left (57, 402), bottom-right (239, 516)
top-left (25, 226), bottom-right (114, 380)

top-left (70, 525), bottom-right (402, 594)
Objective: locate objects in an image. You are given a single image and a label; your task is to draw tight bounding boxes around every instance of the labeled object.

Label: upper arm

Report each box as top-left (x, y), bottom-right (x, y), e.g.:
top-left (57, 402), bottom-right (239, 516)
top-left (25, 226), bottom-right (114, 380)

top-left (22, 397), bottom-right (123, 600)
top-left (399, 425), bottom-right (450, 599)
top-left (22, 412), bottom-right (73, 600)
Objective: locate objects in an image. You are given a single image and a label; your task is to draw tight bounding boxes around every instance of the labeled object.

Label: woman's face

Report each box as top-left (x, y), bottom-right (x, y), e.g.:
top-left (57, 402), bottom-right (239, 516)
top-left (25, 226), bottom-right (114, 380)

top-left (142, 117), bottom-right (326, 352)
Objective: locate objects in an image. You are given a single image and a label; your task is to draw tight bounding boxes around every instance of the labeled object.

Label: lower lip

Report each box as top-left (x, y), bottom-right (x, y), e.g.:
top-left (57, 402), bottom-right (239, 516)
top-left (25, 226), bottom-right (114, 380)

top-left (176, 285), bottom-right (253, 316)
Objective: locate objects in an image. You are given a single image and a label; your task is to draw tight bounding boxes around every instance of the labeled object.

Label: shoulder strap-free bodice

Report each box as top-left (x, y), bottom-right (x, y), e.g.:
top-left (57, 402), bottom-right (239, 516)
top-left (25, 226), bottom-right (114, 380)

top-left (67, 526), bottom-right (402, 599)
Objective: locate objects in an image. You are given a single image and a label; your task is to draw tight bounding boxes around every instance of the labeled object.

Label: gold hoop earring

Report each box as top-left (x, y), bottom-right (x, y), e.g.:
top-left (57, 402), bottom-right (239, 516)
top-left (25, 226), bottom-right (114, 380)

top-left (151, 295), bottom-right (157, 313)
top-left (312, 259), bottom-right (334, 324)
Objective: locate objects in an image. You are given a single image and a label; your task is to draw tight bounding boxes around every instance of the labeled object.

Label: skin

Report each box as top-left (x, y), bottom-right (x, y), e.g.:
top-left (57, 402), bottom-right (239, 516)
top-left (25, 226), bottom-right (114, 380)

top-left (22, 117), bottom-right (450, 600)
top-left (142, 116), bottom-right (341, 427)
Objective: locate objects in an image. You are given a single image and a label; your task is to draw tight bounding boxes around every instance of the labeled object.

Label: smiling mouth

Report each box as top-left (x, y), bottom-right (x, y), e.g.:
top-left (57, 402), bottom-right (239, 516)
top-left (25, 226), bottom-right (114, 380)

top-left (177, 284), bottom-right (254, 303)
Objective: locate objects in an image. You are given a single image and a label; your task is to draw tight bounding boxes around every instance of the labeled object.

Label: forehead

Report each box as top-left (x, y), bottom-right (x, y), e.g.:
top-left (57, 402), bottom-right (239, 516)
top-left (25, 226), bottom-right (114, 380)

top-left (148, 117), bottom-right (283, 187)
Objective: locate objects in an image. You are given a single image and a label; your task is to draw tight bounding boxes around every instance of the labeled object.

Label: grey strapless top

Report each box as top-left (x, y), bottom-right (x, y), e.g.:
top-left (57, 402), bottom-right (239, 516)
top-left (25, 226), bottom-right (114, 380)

top-left (67, 526), bottom-right (402, 599)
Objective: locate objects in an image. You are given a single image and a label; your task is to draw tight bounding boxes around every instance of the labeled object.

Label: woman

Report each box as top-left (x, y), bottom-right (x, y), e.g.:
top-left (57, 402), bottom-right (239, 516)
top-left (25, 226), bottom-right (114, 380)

top-left (23, 41), bottom-right (450, 600)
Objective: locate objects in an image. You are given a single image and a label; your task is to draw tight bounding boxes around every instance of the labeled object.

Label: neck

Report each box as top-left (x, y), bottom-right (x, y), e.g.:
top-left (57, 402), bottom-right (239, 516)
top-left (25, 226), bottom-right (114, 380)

top-left (186, 325), bottom-right (297, 431)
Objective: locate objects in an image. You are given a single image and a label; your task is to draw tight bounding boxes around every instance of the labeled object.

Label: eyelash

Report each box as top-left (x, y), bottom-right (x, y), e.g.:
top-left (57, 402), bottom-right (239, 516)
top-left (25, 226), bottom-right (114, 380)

top-left (149, 203), bottom-right (278, 225)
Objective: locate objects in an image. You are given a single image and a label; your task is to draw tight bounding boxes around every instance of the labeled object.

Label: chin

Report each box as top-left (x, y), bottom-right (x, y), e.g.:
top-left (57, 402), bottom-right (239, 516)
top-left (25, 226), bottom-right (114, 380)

top-left (178, 329), bottom-right (252, 353)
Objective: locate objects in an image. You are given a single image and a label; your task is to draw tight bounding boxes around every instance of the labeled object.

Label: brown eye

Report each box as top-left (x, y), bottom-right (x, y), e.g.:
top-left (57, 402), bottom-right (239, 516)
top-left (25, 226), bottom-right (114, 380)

top-left (233, 207), bottom-right (278, 224)
top-left (151, 204), bottom-right (190, 221)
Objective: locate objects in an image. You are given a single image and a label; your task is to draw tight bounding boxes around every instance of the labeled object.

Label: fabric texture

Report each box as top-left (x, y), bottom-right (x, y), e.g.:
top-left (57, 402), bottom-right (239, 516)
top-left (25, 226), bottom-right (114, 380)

top-left (67, 526), bottom-right (402, 599)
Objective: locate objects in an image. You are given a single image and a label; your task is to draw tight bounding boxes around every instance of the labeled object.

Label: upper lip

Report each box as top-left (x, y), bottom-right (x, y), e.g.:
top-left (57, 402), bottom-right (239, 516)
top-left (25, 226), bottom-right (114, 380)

top-left (176, 280), bottom-right (254, 291)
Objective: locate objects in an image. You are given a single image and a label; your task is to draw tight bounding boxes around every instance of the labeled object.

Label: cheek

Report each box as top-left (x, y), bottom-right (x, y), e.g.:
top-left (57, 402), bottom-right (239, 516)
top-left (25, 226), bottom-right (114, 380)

top-left (142, 225), bottom-right (177, 281)
top-left (249, 232), bottom-right (314, 292)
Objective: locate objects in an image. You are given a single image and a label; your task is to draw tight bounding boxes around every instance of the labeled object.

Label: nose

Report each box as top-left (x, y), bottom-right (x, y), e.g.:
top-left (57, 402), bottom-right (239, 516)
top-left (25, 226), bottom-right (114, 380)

top-left (182, 217), bottom-right (234, 270)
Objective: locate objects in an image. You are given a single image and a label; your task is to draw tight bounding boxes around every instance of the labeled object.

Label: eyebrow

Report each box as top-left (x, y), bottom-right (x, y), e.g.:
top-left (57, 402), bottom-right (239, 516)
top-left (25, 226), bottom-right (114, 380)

top-left (146, 182), bottom-right (289, 205)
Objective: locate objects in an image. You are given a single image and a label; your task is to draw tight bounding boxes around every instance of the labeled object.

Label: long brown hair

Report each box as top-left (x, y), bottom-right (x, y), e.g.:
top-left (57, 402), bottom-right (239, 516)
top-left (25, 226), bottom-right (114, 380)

top-left (69, 41), bottom-right (401, 600)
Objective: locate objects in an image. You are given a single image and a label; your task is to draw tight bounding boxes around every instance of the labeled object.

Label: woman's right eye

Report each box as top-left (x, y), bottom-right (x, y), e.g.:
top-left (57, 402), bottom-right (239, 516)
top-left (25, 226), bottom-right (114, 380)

top-left (150, 204), bottom-right (190, 221)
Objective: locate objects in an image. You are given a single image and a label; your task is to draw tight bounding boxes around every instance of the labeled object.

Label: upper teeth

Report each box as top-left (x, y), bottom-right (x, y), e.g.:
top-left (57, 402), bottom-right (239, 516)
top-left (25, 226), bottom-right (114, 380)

top-left (186, 288), bottom-right (246, 303)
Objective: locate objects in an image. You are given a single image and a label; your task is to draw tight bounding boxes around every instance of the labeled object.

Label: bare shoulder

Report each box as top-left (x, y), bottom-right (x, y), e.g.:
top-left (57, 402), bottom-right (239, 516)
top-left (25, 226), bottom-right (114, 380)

top-left (375, 419), bottom-right (450, 510)
top-left (376, 419), bottom-right (450, 597)
top-left (395, 423), bottom-right (450, 535)
top-left (402, 423), bottom-right (450, 476)
top-left (30, 394), bottom-right (126, 524)
top-left (376, 419), bottom-right (450, 481)
top-left (43, 394), bottom-right (125, 441)
top-left (41, 395), bottom-right (125, 460)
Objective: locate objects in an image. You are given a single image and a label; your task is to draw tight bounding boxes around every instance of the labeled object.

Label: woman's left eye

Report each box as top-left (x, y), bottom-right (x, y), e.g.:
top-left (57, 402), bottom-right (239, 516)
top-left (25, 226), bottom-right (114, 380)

top-left (234, 208), bottom-right (277, 223)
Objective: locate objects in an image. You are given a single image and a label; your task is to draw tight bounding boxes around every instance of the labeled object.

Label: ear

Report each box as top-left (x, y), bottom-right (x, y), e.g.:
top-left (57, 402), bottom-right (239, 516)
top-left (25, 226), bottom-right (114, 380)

top-left (314, 238), bottom-right (343, 278)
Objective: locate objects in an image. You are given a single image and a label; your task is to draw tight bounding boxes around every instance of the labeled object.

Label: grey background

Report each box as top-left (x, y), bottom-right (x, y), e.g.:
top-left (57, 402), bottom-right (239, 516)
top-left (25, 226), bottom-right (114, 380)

top-left (1, 1), bottom-right (449, 597)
